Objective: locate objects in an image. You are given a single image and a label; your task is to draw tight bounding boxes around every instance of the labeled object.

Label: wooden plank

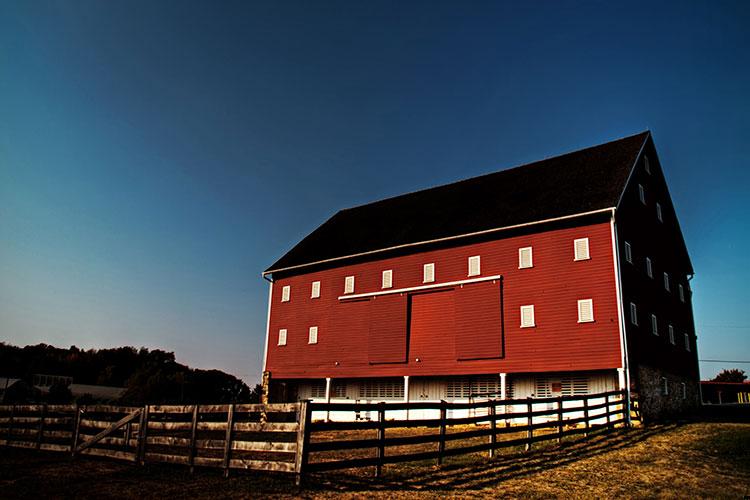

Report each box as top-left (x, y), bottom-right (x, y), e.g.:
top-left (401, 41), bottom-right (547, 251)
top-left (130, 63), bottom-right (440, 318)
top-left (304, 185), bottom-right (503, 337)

top-left (229, 422), bottom-right (298, 433)
top-left (81, 448), bottom-right (136, 461)
top-left (234, 403), bottom-right (300, 413)
top-left (192, 456), bottom-right (223, 467)
top-left (231, 440), bottom-right (297, 453)
top-left (145, 452), bottom-right (190, 465)
top-left (583, 397), bottom-right (590, 437)
top-left (376, 403), bottom-right (385, 477)
top-left (308, 438), bottom-right (380, 452)
top-left (146, 436), bottom-right (191, 447)
top-left (36, 405), bottom-right (47, 449)
top-left (42, 430), bottom-right (72, 439)
top-left (86, 405), bottom-right (140, 414)
top-left (0, 417), bottom-right (41, 424)
top-left (489, 404), bottom-right (496, 458)
top-left (525, 400), bottom-right (533, 452)
top-left (437, 402), bottom-right (446, 466)
top-left (7, 440), bottom-right (40, 449)
top-left (76, 409), bottom-right (141, 454)
top-left (147, 421), bottom-right (193, 431)
top-left (306, 455), bottom-right (381, 472)
top-left (71, 405), bottom-right (82, 456)
top-left (222, 403), bottom-right (235, 477)
top-left (194, 438), bottom-right (226, 449)
top-left (196, 404), bottom-right (230, 413)
top-left (230, 458), bottom-right (295, 473)
top-left (39, 442), bottom-right (71, 452)
top-left (138, 405), bottom-right (149, 465)
top-left (148, 405), bottom-right (194, 413)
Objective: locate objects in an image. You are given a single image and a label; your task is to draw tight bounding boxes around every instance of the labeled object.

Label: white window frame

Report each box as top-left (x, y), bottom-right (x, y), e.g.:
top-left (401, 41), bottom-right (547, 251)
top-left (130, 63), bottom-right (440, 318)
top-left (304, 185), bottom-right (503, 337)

top-left (423, 263), bottom-right (435, 283)
top-left (308, 326), bottom-right (318, 344)
top-left (382, 269), bottom-right (393, 289)
top-left (661, 377), bottom-right (669, 396)
top-left (668, 324), bottom-right (675, 344)
top-left (644, 155), bottom-right (651, 174)
top-left (646, 257), bottom-right (653, 278)
top-left (684, 332), bottom-right (690, 351)
top-left (656, 202), bottom-right (663, 222)
top-left (281, 285), bottom-right (291, 302)
top-left (573, 238), bottom-right (590, 261)
top-left (577, 299), bottom-right (594, 323)
top-left (681, 382), bottom-right (687, 399)
top-left (311, 281), bottom-right (321, 299)
top-left (344, 276), bottom-right (355, 294)
top-left (624, 241), bottom-right (632, 264)
top-left (518, 247), bottom-right (533, 269)
top-left (630, 302), bottom-right (638, 326)
top-left (651, 314), bottom-right (658, 336)
top-left (520, 305), bottom-right (535, 328)
top-left (639, 184), bottom-right (646, 204)
top-left (468, 255), bottom-right (481, 277)
top-left (278, 328), bottom-right (287, 346)
top-left (663, 272), bottom-right (670, 292)
top-left (679, 284), bottom-right (685, 302)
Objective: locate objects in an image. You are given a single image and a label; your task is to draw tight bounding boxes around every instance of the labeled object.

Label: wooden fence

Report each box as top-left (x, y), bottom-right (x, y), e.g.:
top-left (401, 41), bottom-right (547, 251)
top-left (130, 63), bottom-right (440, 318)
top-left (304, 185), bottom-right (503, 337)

top-left (0, 403), bottom-right (300, 477)
top-left (0, 391), bottom-right (634, 485)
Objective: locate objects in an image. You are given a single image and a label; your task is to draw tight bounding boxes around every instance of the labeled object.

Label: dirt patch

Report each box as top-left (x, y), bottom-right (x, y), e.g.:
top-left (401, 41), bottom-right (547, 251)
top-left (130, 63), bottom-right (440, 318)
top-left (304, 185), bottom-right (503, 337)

top-left (1, 423), bottom-right (748, 499)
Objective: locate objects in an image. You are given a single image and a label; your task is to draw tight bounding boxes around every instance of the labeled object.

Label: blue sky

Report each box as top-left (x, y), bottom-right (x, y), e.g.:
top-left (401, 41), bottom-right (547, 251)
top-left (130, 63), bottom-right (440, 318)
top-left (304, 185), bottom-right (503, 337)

top-left (1, 1), bottom-right (748, 384)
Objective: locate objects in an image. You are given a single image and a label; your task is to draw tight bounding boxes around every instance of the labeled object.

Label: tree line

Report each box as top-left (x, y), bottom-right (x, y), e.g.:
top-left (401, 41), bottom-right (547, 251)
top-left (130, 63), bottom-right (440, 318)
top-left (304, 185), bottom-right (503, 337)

top-left (0, 342), bottom-right (261, 405)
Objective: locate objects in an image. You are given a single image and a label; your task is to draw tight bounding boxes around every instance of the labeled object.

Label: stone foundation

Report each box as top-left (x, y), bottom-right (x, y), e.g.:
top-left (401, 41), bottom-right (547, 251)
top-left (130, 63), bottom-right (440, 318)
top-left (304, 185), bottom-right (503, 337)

top-left (635, 364), bottom-right (700, 421)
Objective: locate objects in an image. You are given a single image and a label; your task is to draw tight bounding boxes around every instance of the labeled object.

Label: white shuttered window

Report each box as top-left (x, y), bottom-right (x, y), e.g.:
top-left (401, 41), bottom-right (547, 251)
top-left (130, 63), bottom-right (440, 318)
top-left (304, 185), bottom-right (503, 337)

top-left (578, 299), bottom-right (594, 323)
top-left (520, 305), bottom-right (535, 328)
top-left (651, 314), bottom-right (658, 336)
top-left (664, 272), bottom-right (670, 292)
top-left (278, 329), bottom-right (287, 346)
top-left (624, 241), bottom-right (632, 264)
top-left (669, 324), bottom-right (675, 344)
top-left (519, 247), bottom-right (533, 269)
top-left (646, 257), bottom-right (653, 278)
top-left (639, 184), bottom-right (646, 204)
top-left (311, 281), bottom-right (320, 299)
top-left (382, 270), bottom-right (393, 289)
top-left (423, 263), bottom-right (435, 283)
top-left (574, 238), bottom-right (590, 261)
top-left (679, 284), bottom-right (685, 302)
top-left (468, 256), bottom-right (481, 277)
top-left (630, 302), bottom-right (638, 325)
top-left (308, 326), bottom-right (318, 344)
top-left (656, 202), bottom-right (663, 222)
top-left (281, 285), bottom-right (290, 302)
top-left (344, 276), bottom-right (355, 294)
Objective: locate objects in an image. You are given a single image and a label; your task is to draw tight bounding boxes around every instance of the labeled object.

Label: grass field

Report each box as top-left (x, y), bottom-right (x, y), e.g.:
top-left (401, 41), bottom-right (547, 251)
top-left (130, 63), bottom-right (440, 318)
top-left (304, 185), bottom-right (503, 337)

top-left (1, 422), bottom-right (748, 499)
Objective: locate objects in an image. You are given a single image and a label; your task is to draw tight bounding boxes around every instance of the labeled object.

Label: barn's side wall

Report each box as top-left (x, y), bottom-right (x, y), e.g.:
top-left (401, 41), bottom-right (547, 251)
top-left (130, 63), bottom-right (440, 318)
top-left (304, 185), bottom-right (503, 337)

top-left (266, 220), bottom-right (622, 380)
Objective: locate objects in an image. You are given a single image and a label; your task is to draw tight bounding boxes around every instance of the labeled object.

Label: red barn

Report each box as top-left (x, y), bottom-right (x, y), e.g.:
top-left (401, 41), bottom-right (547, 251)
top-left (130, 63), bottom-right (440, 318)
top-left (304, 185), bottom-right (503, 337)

top-left (261, 131), bottom-right (699, 420)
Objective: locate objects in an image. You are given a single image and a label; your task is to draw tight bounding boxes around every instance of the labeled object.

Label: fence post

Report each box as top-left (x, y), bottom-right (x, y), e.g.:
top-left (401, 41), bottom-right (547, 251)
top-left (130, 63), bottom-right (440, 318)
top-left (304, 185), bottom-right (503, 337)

top-left (138, 405), bottom-right (149, 465)
top-left (222, 403), bottom-right (235, 478)
top-left (71, 405), bottom-right (83, 458)
top-left (488, 401), bottom-right (496, 459)
top-left (189, 405), bottom-right (199, 474)
top-left (557, 398), bottom-right (563, 444)
top-left (605, 394), bottom-right (611, 429)
top-left (375, 402), bottom-right (385, 478)
top-left (36, 404), bottom-right (47, 450)
top-left (437, 401), bottom-right (446, 466)
top-left (294, 401), bottom-right (312, 487)
top-left (525, 399), bottom-right (533, 452)
top-left (124, 421), bottom-right (132, 452)
top-left (583, 397), bottom-right (590, 438)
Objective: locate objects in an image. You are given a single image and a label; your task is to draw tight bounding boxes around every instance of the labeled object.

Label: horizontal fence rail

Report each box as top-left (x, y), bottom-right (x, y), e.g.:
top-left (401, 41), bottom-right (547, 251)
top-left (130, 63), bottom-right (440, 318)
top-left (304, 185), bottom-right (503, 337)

top-left (0, 391), bottom-right (638, 485)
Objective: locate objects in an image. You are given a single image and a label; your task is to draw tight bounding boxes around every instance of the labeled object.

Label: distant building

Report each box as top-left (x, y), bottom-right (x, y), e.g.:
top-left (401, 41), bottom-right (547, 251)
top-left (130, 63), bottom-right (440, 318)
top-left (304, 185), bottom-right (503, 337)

top-left (33, 373), bottom-right (126, 401)
top-left (262, 132), bottom-right (699, 420)
top-left (701, 381), bottom-right (750, 404)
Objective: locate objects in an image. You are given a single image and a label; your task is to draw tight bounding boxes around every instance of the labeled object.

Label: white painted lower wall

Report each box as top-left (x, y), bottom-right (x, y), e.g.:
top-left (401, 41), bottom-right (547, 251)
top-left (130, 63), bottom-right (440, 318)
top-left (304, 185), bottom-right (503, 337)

top-left (295, 370), bottom-right (619, 422)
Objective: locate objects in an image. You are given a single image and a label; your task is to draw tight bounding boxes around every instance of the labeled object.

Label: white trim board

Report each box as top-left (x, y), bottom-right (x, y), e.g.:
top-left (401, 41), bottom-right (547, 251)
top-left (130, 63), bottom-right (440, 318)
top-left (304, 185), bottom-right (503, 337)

top-left (338, 274), bottom-right (502, 301)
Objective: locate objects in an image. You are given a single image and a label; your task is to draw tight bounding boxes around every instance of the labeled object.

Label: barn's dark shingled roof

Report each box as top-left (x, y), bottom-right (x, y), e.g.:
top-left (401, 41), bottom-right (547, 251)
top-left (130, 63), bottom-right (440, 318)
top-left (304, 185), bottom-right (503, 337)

top-left (266, 131), bottom-right (650, 274)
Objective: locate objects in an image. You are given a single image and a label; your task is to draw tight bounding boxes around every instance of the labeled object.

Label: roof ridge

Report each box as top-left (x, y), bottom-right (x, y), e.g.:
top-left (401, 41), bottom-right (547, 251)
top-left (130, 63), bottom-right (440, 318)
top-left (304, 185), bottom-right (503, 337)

top-left (340, 130), bottom-right (650, 213)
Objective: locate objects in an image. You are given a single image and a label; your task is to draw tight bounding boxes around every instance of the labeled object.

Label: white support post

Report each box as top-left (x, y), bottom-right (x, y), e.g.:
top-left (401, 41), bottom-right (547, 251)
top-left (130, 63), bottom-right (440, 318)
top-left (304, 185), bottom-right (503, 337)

top-left (499, 373), bottom-right (507, 416)
top-left (617, 368), bottom-right (626, 391)
top-left (325, 377), bottom-right (332, 422)
top-left (404, 375), bottom-right (410, 420)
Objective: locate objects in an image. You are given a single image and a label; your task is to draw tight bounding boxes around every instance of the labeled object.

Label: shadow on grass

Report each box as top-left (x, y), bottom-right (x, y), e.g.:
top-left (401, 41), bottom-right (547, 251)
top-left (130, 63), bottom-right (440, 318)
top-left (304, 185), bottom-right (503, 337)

top-left (305, 424), bottom-right (679, 493)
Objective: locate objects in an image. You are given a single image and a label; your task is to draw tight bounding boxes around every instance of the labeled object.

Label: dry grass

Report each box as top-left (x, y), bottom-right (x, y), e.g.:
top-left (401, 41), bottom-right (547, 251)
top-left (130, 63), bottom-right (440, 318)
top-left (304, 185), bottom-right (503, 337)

top-left (1, 423), bottom-right (748, 499)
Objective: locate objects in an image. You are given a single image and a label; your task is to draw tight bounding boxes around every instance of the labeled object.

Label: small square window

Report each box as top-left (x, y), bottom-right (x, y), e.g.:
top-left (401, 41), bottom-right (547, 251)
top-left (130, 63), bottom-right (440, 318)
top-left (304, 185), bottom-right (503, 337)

top-left (668, 324), bottom-right (675, 344)
top-left (519, 247), bottom-right (533, 269)
top-left (281, 285), bottom-right (291, 302)
top-left (651, 314), bottom-right (658, 336)
top-left (630, 302), bottom-right (638, 326)
top-left (574, 238), bottom-right (590, 261)
top-left (656, 202), bottom-right (663, 222)
top-left (678, 284), bottom-right (685, 302)
top-left (624, 241), bottom-right (632, 264)
top-left (639, 184), bottom-right (646, 204)
top-left (423, 263), bottom-right (435, 283)
top-left (646, 257), bottom-right (653, 278)
top-left (344, 276), bottom-right (355, 294)
top-left (684, 332), bottom-right (690, 351)
top-left (308, 326), bottom-right (318, 344)
top-left (382, 270), bottom-right (393, 289)
top-left (520, 305), bottom-right (535, 328)
top-left (663, 272), bottom-right (670, 292)
top-left (311, 281), bottom-right (321, 299)
top-left (468, 256), bottom-right (481, 277)
top-left (577, 299), bottom-right (594, 323)
top-left (278, 329), bottom-right (287, 346)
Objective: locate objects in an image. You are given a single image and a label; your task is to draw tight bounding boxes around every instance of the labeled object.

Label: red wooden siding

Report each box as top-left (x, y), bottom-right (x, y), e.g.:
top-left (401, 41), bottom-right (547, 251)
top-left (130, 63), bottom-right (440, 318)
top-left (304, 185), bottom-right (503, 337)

top-left (454, 280), bottom-right (503, 360)
top-left (265, 221), bottom-right (622, 379)
top-left (368, 294), bottom-right (408, 364)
